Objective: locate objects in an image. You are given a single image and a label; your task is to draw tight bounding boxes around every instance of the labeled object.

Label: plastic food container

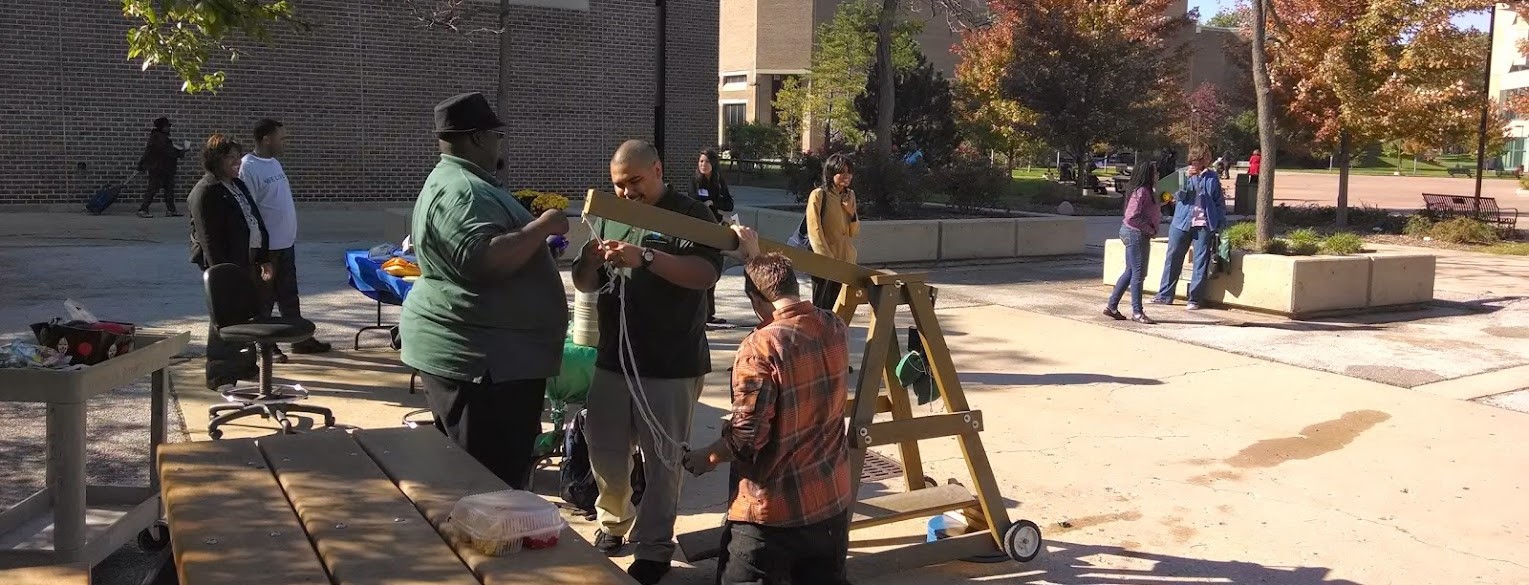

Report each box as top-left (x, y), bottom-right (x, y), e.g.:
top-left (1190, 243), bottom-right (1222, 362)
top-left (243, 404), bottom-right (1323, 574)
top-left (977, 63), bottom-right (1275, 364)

top-left (448, 490), bottom-right (567, 556)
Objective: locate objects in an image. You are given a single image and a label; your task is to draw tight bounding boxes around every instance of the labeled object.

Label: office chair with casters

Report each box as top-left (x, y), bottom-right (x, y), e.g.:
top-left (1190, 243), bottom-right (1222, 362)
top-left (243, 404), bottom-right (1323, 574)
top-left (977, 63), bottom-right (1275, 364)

top-left (203, 263), bottom-right (337, 439)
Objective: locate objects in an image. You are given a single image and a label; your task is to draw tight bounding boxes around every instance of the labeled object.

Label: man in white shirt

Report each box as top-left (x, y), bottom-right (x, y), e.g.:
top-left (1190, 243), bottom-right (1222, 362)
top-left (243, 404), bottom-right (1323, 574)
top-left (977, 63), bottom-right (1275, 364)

top-left (241, 119), bottom-right (331, 357)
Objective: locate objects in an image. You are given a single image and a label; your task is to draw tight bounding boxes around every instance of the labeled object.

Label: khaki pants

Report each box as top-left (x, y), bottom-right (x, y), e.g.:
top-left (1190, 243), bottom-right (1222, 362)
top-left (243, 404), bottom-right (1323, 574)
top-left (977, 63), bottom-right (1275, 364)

top-left (585, 367), bottom-right (703, 562)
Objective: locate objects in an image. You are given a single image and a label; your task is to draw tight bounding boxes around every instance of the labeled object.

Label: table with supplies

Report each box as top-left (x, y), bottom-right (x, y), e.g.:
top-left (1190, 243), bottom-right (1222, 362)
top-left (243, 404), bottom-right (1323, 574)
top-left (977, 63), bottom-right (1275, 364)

top-left (344, 248), bottom-right (416, 350)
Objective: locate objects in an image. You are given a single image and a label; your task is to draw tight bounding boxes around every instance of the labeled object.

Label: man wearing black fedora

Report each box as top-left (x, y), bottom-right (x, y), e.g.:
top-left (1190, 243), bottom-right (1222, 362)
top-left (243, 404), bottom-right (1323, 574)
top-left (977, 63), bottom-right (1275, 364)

top-left (136, 116), bottom-right (189, 218)
top-left (399, 92), bottom-right (571, 488)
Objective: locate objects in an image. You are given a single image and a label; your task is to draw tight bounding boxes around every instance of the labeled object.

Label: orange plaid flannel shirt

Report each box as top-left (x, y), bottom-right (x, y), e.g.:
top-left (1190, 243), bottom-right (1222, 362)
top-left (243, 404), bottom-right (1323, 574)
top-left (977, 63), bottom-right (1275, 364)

top-left (724, 301), bottom-right (852, 527)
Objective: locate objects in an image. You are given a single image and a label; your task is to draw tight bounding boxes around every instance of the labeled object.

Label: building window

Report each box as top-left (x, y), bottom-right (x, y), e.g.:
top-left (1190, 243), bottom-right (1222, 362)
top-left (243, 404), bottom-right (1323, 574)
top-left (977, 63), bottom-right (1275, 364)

top-left (721, 74), bottom-right (748, 91)
top-left (723, 103), bottom-right (747, 129)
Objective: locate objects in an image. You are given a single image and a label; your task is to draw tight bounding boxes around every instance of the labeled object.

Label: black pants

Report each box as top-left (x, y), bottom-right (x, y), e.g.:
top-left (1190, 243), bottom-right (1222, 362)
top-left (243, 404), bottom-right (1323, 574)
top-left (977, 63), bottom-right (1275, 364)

top-left (260, 247), bottom-right (303, 321)
top-left (706, 285), bottom-right (718, 319)
top-left (717, 509), bottom-right (851, 585)
top-left (811, 277), bottom-right (842, 311)
top-left (139, 173), bottom-right (177, 213)
top-left (419, 372), bottom-right (547, 489)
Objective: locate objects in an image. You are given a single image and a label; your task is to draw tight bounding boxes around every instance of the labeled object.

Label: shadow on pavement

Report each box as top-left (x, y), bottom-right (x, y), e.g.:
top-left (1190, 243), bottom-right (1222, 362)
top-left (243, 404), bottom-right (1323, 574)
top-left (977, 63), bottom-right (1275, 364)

top-left (961, 372), bottom-right (1163, 387)
top-left (940, 539), bottom-right (1363, 585)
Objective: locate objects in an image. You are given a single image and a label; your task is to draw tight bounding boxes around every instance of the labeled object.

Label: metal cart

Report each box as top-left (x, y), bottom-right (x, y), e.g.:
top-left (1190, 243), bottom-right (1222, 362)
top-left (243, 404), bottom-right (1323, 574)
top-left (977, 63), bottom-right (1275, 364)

top-left (0, 330), bottom-right (189, 569)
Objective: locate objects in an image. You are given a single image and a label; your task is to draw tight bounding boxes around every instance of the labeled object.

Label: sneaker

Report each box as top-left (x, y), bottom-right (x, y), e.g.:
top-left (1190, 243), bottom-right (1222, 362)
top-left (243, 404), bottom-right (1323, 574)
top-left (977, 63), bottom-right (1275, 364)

top-left (167, 211), bottom-right (184, 217)
top-left (1131, 313), bottom-right (1157, 325)
top-left (593, 529), bottom-right (624, 557)
top-left (1149, 297), bottom-right (1172, 305)
top-left (1186, 302), bottom-right (1203, 311)
top-left (627, 559), bottom-right (671, 585)
top-left (291, 338), bottom-right (332, 354)
top-left (136, 210), bottom-right (153, 218)
top-left (271, 346), bottom-right (289, 364)
top-left (706, 316), bottom-right (728, 325)
top-left (1102, 308), bottom-right (1126, 321)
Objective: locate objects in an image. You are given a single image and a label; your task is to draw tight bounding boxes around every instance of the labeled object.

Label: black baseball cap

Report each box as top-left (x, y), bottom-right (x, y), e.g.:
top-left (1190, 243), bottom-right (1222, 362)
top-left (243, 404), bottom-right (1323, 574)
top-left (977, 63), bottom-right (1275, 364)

top-left (433, 92), bottom-right (507, 134)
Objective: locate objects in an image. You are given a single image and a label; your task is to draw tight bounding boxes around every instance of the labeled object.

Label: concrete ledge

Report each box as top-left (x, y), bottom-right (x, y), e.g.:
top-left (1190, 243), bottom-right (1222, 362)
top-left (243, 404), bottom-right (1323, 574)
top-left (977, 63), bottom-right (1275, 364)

top-left (858, 220), bottom-right (940, 263)
top-left (940, 218), bottom-right (1018, 259)
top-left (741, 205), bottom-right (1086, 263)
top-left (1103, 239), bottom-right (1435, 317)
top-left (1017, 216), bottom-right (1087, 256)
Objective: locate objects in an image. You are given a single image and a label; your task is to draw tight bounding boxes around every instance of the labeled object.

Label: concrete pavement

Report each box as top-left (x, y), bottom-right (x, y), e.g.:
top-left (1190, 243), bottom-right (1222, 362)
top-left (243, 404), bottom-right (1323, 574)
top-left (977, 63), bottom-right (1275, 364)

top-left (2, 205), bottom-right (1527, 584)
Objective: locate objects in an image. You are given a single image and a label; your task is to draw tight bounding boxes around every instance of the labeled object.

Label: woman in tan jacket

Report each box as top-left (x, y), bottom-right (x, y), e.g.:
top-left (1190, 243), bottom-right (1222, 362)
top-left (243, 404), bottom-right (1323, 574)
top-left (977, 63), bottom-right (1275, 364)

top-left (806, 153), bottom-right (858, 310)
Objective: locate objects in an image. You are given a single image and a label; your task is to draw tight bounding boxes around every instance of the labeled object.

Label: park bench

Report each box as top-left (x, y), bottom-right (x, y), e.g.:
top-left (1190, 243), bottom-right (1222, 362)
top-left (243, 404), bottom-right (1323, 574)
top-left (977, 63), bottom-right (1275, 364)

top-left (158, 428), bottom-right (634, 585)
top-left (1447, 166), bottom-right (1474, 178)
top-left (1421, 193), bottom-right (1520, 234)
top-left (1494, 168), bottom-right (1523, 178)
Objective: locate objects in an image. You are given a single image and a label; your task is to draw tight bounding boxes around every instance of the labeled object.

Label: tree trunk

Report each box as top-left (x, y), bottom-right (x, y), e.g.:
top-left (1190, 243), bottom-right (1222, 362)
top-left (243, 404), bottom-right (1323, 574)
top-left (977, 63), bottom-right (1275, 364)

top-left (1336, 130), bottom-right (1350, 227)
top-left (495, 0), bottom-right (512, 184)
top-left (1250, 0), bottom-right (1278, 249)
top-left (873, 0), bottom-right (897, 158)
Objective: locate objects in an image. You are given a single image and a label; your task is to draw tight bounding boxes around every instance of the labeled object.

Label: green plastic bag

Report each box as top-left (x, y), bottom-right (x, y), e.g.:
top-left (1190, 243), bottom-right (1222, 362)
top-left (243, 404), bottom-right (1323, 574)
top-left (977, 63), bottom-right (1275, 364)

top-left (535, 340), bottom-right (600, 457)
top-left (896, 350), bottom-right (938, 406)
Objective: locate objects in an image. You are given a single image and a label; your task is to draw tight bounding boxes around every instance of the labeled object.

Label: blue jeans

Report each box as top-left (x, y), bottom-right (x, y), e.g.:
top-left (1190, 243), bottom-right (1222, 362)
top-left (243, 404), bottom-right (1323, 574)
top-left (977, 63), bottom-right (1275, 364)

top-left (1155, 225), bottom-right (1215, 304)
top-left (1108, 226), bottom-right (1150, 314)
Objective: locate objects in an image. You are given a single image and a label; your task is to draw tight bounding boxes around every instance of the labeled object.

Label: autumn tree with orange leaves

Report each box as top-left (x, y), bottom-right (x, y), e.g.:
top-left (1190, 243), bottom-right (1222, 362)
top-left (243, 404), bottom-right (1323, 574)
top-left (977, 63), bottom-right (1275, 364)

top-left (1263, 0), bottom-right (1488, 226)
top-left (959, 0), bottom-right (1190, 199)
top-left (952, 10), bottom-right (1042, 170)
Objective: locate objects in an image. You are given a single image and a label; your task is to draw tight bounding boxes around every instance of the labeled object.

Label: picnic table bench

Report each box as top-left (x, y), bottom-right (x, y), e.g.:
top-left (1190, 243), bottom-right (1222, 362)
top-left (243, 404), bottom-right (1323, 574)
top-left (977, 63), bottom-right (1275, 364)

top-left (1421, 193), bottom-right (1520, 233)
top-left (1447, 166), bottom-right (1474, 178)
top-left (158, 427), bottom-right (634, 585)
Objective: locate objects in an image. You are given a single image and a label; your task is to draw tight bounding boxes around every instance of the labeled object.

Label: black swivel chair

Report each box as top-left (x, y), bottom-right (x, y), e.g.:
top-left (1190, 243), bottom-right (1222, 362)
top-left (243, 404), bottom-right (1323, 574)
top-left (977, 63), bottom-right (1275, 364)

top-left (204, 263), bottom-right (336, 439)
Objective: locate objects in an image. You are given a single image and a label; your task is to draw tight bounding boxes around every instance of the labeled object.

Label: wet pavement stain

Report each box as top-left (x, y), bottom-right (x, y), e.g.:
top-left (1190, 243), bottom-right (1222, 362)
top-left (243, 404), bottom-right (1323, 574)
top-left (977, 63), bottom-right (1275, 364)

top-left (1225, 410), bottom-right (1392, 469)
top-left (1187, 469), bottom-right (1244, 485)
top-left (1483, 326), bottom-right (1529, 339)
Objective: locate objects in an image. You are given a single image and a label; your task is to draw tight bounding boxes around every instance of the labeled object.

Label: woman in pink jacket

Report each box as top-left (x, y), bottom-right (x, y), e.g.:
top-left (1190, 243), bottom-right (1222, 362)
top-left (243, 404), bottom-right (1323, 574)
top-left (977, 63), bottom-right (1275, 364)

top-left (1105, 162), bottom-right (1162, 324)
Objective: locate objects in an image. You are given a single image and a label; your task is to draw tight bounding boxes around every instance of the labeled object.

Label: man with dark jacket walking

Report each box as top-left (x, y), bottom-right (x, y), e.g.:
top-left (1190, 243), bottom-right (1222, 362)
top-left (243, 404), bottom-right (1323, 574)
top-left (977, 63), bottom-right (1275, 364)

top-left (137, 117), bottom-right (187, 218)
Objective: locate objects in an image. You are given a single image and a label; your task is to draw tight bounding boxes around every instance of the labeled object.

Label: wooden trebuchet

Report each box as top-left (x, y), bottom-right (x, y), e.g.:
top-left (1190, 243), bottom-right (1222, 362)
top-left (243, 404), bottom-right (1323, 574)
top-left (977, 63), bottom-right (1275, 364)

top-left (581, 190), bottom-right (1043, 578)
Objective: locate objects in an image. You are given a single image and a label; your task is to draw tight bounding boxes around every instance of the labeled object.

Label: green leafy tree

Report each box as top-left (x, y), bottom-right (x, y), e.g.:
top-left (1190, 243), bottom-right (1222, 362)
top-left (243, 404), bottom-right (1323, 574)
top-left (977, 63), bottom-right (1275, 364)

top-left (855, 52), bottom-right (961, 167)
top-left (123, 0), bottom-right (306, 93)
top-left (979, 0), bottom-right (1190, 199)
top-left (953, 10), bottom-right (1044, 170)
top-left (1205, 8), bottom-right (1249, 28)
top-left (774, 0), bottom-right (922, 149)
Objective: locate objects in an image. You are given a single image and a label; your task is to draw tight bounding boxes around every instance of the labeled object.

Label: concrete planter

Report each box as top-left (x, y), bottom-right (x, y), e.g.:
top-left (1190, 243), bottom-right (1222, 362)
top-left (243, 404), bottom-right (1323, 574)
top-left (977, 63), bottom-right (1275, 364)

top-left (1102, 238), bottom-right (1436, 317)
top-left (744, 205), bottom-right (1086, 263)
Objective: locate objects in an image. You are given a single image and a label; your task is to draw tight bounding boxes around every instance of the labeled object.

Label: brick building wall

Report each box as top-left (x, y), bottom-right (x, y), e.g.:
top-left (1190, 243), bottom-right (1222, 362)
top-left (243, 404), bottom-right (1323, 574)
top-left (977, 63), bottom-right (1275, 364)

top-left (0, 0), bottom-right (717, 206)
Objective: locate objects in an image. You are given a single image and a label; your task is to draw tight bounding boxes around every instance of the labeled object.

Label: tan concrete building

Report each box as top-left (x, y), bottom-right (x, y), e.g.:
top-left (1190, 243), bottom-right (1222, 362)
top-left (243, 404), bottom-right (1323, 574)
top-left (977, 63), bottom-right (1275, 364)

top-left (1489, 3), bottom-right (1529, 170)
top-left (717, 0), bottom-right (1243, 153)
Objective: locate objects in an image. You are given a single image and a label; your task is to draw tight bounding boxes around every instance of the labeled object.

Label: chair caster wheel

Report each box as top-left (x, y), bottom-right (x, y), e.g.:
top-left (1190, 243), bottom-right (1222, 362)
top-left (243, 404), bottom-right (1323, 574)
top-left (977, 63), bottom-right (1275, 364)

top-left (137, 520), bottom-right (170, 552)
top-left (325, 416), bottom-right (337, 428)
top-left (208, 429), bottom-right (224, 440)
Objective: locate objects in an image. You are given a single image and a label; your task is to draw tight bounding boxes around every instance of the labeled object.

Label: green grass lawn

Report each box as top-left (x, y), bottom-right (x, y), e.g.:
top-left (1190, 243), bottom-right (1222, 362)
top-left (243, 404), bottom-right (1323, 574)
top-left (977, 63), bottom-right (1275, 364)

top-left (1285, 154), bottom-right (1519, 179)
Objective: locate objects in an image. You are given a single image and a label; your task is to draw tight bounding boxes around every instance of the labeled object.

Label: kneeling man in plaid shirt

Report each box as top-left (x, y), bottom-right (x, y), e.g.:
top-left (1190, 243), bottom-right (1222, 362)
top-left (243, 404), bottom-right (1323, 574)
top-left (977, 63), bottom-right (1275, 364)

top-left (684, 229), bottom-right (852, 585)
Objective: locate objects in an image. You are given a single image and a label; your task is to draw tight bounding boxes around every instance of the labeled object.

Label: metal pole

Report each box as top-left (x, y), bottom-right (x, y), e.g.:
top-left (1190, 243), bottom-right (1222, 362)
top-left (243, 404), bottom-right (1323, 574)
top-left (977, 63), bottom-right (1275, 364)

top-left (654, 0), bottom-right (668, 155)
top-left (1476, 4), bottom-right (1498, 199)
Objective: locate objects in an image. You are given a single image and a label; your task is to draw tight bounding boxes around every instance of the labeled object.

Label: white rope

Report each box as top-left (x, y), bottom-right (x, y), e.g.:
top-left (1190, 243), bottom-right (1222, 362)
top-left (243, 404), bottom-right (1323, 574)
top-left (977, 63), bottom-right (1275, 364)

top-left (584, 217), bottom-right (690, 468)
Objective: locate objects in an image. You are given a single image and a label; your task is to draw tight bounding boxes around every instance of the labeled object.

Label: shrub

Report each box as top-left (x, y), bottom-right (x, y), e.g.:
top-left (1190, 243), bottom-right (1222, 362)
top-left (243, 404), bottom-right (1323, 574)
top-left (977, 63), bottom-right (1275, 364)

top-left (1431, 217), bottom-right (1501, 244)
top-left (1320, 232), bottom-right (1365, 255)
top-left (1519, 175), bottom-right (1529, 190)
top-left (931, 154), bottom-right (1011, 211)
top-left (1285, 228), bottom-right (1322, 245)
top-left (725, 122), bottom-right (790, 161)
top-left (786, 152), bottom-right (824, 202)
top-left (852, 150), bottom-right (928, 217)
top-left (1273, 203), bottom-right (1396, 231)
top-left (1285, 239), bottom-right (1320, 256)
top-left (1262, 238), bottom-right (1289, 255)
top-left (1403, 214), bottom-right (1434, 237)
top-left (1223, 221), bottom-right (1256, 251)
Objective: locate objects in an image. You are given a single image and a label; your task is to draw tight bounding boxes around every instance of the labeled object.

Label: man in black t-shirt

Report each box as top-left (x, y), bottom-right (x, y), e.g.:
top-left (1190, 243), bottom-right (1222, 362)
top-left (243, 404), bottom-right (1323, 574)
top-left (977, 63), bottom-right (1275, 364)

top-left (572, 140), bottom-right (722, 585)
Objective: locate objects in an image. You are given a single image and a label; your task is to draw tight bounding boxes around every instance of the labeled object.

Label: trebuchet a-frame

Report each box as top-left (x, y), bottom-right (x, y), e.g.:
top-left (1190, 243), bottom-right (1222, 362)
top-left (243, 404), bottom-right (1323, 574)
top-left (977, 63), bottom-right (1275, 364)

top-left (581, 191), bottom-right (1041, 579)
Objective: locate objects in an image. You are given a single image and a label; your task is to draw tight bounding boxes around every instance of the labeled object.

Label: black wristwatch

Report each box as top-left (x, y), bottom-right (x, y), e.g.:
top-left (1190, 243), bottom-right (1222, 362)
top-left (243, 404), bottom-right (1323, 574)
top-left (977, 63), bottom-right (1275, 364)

top-left (639, 247), bottom-right (656, 268)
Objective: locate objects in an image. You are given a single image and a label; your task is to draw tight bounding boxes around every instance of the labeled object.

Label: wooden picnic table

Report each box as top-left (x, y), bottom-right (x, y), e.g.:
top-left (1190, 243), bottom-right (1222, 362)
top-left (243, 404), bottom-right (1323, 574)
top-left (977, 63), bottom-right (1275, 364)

top-left (157, 427), bottom-right (635, 585)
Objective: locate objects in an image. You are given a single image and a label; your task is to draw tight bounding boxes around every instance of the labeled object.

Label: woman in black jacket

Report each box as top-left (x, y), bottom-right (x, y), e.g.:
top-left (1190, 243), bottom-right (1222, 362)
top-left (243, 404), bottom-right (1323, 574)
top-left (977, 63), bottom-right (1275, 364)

top-left (188, 133), bottom-right (272, 390)
top-left (693, 149), bottom-right (734, 324)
